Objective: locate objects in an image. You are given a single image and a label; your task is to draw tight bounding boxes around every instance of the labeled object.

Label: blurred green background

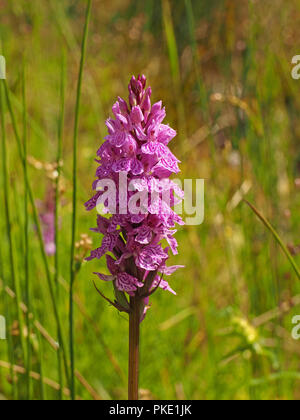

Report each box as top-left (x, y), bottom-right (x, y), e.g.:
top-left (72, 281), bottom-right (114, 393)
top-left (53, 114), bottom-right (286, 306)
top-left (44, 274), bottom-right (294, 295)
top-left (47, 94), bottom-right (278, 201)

top-left (0, 0), bottom-right (300, 400)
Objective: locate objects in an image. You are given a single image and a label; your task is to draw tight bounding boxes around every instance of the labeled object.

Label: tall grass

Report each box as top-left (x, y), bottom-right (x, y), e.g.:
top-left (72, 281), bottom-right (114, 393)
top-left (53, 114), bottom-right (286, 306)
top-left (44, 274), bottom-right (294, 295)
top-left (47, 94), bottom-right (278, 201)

top-left (22, 63), bottom-right (31, 400)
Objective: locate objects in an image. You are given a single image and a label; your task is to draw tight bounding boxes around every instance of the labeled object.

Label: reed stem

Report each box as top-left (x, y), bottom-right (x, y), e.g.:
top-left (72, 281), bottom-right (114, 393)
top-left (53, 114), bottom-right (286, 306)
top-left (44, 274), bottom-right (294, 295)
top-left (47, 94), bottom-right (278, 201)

top-left (128, 296), bottom-right (141, 401)
top-left (55, 52), bottom-right (66, 400)
top-left (69, 0), bottom-right (92, 400)
top-left (244, 200), bottom-right (300, 281)
top-left (22, 62), bottom-right (31, 400)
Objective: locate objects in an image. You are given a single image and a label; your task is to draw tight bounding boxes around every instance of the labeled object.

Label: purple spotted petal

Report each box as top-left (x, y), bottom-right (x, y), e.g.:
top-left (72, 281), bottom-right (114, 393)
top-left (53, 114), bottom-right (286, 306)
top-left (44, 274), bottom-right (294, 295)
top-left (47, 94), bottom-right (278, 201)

top-left (116, 273), bottom-right (144, 296)
top-left (152, 276), bottom-right (176, 295)
top-left (135, 245), bottom-right (168, 271)
top-left (112, 158), bottom-right (132, 172)
top-left (106, 255), bottom-right (119, 275)
top-left (166, 234), bottom-right (178, 255)
top-left (157, 124), bottom-right (177, 145)
top-left (85, 191), bottom-right (103, 211)
top-left (93, 272), bottom-right (116, 282)
top-left (135, 226), bottom-right (153, 244)
top-left (160, 265), bottom-right (184, 276)
top-left (130, 159), bottom-right (144, 175)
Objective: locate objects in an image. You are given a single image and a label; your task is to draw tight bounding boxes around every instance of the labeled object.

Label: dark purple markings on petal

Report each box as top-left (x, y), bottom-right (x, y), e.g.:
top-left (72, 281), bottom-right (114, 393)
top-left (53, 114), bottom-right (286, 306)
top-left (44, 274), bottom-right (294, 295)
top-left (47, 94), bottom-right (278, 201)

top-left (116, 113), bottom-right (128, 125)
top-left (152, 158), bottom-right (180, 177)
top-left (85, 247), bottom-right (106, 261)
top-left (160, 265), bottom-right (184, 276)
top-left (146, 106), bottom-right (166, 129)
top-left (135, 245), bottom-right (168, 271)
top-left (134, 126), bottom-right (148, 141)
top-left (157, 124), bottom-right (177, 145)
top-left (153, 277), bottom-right (176, 295)
top-left (142, 142), bottom-right (171, 158)
top-left (85, 191), bottom-right (103, 211)
top-left (141, 142), bottom-right (158, 155)
top-left (96, 163), bottom-right (112, 178)
top-left (130, 177), bottom-right (149, 192)
top-left (107, 214), bottom-right (128, 233)
top-left (130, 159), bottom-right (144, 175)
top-left (90, 215), bottom-right (110, 234)
top-left (135, 226), bottom-right (153, 245)
top-left (115, 272), bottom-right (144, 296)
top-left (170, 181), bottom-right (185, 199)
top-left (115, 252), bottom-right (132, 266)
top-left (93, 272), bottom-right (115, 282)
top-left (166, 234), bottom-right (178, 255)
top-left (112, 158), bottom-right (132, 173)
top-left (112, 101), bottom-right (121, 117)
top-left (130, 214), bottom-right (147, 224)
top-left (86, 231), bottom-right (120, 262)
top-left (147, 177), bottom-right (160, 193)
top-left (106, 255), bottom-right (119, 275)
top-left (106, 130), bottom-right (128, 148)
top-left (172, 213), bottom-right (185, 226)
top-left (105, 118), bottom-right (116, 135)
top-left (102, 232), bottom-right (121, 252)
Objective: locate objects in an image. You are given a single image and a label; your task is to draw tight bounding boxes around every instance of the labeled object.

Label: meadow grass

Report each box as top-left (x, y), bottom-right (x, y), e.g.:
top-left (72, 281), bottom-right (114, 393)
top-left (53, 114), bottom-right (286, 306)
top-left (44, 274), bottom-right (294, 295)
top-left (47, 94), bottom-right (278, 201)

top-left (0, 0), bottom-right (299, 400)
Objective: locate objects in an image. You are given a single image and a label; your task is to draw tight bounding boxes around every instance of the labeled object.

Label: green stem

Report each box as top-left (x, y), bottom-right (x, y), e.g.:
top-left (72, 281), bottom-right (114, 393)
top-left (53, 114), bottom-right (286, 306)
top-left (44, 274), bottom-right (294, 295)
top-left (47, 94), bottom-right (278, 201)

top-left (69, 0), bottom-right (92, 400)
top-left (128, 297), bottom-right (141, 400)
top-left (55, 52), bottom-right (66, 400)
top-left (37, 330), bottom-right (45, 400)
top-left (162, 0), bottom-right (187, 141)
top-left (4, 286), bottom-right (16, 399)
top-left (184, 0), bottom-right (208, 114)
top-left (22, 62), bottom-right (31, 400)
top-left (244, 200), bottom-right (300, 281)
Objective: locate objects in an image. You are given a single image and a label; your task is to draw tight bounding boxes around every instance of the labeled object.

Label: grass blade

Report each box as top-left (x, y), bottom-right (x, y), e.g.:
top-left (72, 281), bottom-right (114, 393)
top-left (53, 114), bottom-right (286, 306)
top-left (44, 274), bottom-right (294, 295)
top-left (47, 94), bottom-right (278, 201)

top-left (244, 200), bottom-right (300, 281)
top-left (54, 52), bottom-right (66, 400)
top-left (22, 62), bottom-right (31, 400)
top-left (161, 0), bottom-right (187, 140)
top-left (184, 0), bottom-right (208, 114)
top-left (69, 0), bottom-right (93, 400)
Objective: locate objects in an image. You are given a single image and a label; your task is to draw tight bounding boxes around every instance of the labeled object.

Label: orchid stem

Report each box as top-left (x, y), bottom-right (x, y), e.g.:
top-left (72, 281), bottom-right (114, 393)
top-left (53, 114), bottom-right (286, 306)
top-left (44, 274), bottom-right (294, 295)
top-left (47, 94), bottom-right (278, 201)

top-left (128, 296), bottom-right (141, 401)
